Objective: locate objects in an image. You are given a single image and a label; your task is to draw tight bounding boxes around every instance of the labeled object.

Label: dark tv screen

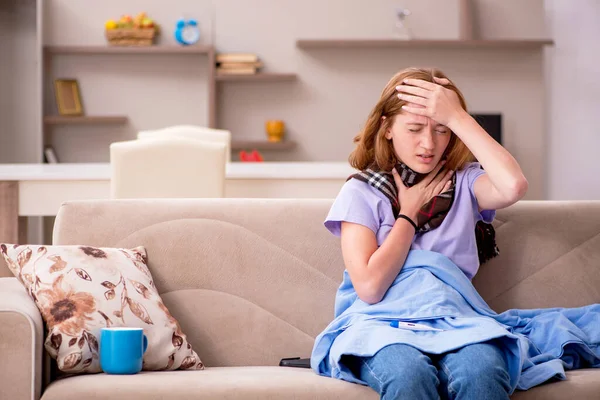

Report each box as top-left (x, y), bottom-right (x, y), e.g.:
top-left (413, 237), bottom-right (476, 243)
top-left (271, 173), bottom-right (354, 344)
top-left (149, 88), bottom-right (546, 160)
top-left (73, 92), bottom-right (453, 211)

top-left (470, 113), bottom-right (502, 145)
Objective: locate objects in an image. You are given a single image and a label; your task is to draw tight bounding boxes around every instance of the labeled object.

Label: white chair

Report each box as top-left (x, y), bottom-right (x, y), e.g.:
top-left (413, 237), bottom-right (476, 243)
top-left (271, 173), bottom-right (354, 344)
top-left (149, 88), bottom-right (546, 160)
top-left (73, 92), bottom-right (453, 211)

top-left (137, 125), bottom-right (232, 162)
top-left (110, 137), bottom-right (227, 199)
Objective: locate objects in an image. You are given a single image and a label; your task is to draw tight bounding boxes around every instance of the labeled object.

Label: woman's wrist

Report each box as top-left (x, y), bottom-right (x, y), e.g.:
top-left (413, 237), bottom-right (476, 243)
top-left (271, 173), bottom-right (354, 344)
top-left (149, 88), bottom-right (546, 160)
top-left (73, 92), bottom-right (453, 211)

top-left (396, 214), bottom-right (418, 232)
top-left (446, 109), bottom-right (471, 134)
top-left (399, 209), bottom-right (419, 223)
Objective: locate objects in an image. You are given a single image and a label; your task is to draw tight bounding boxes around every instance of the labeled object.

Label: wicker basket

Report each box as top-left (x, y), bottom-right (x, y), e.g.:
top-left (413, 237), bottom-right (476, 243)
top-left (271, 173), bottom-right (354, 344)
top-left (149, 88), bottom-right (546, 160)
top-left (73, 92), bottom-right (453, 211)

top-left (105, 28), bottom-right (156, 46)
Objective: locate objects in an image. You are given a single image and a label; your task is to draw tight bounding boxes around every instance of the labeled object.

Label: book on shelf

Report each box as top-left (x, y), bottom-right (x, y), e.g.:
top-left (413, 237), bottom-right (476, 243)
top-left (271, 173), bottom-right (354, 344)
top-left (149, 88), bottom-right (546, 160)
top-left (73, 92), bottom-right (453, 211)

top-left (216, 53), bottom-right (263, 75)
top-left (44, 146), bottom-right (58, 163)
top-left (218, 61), bottom-right (263, 70)
top-left (216, 66), bottom-right (258, 75)
top-left (216, 53), bottom-right (259, 63)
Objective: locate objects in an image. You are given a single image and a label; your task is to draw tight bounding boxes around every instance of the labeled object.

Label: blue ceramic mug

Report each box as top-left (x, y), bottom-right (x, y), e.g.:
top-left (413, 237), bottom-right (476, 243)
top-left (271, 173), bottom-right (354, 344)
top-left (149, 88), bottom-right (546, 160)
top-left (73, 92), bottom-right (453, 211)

top-left (100, 327), bottom-right (148, 374)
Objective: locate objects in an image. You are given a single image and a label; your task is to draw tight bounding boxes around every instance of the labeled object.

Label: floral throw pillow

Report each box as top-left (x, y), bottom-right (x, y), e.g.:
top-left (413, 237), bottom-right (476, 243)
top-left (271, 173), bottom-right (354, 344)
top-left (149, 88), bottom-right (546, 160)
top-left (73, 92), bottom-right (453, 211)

top-left (1, 243), bottom-right (204, 374)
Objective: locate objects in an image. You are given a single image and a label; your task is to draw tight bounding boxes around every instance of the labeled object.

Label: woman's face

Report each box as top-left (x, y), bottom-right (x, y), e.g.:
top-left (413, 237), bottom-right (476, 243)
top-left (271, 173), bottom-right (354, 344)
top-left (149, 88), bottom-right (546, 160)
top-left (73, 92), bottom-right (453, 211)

top-left (385, 109), bottom-right (452, 174)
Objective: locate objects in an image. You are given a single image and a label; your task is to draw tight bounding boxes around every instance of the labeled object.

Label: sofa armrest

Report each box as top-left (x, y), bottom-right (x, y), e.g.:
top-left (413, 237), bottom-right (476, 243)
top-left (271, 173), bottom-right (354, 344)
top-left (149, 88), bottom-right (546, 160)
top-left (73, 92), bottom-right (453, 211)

top-left (0, 278), bottom-right (44, 400)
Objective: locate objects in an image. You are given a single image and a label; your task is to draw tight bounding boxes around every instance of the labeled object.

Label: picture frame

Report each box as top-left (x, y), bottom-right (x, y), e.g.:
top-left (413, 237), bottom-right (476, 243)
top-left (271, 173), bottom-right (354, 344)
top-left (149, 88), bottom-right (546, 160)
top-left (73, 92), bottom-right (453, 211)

top-left (54, 79), bottom-right (84, 116)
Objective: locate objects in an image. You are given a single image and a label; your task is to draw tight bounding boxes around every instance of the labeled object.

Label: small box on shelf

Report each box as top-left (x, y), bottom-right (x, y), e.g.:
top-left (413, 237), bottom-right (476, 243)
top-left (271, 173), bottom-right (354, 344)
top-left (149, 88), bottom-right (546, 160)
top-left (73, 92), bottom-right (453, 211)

top-left (239, 150), bottom-right (264, 162)
top-left (216, 53), bottom-right (261, 75)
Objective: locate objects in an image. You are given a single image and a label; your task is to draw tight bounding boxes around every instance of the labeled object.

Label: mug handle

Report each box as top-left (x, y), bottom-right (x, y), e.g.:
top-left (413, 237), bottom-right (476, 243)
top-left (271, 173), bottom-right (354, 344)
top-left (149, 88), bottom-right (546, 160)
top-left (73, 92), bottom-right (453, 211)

top-left (142, 335), bottom-right (148, 354)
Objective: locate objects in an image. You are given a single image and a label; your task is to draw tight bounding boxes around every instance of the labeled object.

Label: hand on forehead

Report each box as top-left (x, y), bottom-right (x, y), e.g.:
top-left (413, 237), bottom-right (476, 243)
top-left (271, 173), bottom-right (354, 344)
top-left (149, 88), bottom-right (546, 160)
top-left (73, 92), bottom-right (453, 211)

top-left (399, 107), bottom-right (437, 126)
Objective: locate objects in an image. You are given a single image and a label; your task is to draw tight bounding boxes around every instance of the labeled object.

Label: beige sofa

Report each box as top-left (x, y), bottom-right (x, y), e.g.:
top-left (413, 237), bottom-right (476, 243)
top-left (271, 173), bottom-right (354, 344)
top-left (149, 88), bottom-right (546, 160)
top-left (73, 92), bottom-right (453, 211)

top-left (0, 198), bottom-right (599, 400)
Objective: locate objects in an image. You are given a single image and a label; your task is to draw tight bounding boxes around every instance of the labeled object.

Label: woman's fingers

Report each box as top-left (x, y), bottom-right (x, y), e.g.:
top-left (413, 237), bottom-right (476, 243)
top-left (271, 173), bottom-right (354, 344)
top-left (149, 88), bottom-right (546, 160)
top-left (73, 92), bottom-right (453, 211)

top-left (397, 93), bottom-right (427, 105)
top-left (426, 168), bottom-right (452, 195)
top-left (435, 169), bottom-right (454, 187)
top-left (433, 76), bottom-right (450, 86)
top-left (401, 105), bottom-right (427, 115)
top-left (395, 84), bottom-right (430, 99)
top-left (402, 78), bottom-right (438, 90)
top-left (444, 179), bottom-right (452, 191)
top-left (433, 170), bottom-right (453, 194)
top-left (391, 168), bottom-right (406, 191)
top-left (435, 180), bottom-right (452, 197)
top-left (420, 161), bottom-right (446, 187)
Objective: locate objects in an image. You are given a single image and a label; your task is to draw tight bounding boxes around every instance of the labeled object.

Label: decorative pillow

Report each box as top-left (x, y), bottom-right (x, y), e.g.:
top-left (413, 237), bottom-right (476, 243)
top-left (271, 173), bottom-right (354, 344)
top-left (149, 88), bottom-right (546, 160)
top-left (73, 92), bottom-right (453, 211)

top-left (1, 243), bottom-right (204, 374)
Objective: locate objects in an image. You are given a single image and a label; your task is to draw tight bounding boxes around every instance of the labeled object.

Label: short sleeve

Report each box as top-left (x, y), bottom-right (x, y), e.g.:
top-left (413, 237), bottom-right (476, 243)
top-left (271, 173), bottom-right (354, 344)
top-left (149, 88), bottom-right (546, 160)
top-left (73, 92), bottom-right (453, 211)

top-left (324, 180), bottom-right (381, 237)
top-left (463, 162), bottom-right (496, 224)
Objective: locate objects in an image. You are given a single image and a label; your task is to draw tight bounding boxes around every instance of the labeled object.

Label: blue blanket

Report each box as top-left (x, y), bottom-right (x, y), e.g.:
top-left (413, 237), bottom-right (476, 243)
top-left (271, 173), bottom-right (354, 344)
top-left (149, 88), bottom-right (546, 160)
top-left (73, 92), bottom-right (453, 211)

top-left (310, 250), bottom-right (600, 392)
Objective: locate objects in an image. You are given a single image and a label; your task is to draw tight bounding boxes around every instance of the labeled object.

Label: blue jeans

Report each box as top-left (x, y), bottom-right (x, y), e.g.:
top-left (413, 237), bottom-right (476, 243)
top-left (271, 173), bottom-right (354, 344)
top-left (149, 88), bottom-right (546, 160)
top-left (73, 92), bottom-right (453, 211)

top-left (342, 342), bottom-right (511, 400)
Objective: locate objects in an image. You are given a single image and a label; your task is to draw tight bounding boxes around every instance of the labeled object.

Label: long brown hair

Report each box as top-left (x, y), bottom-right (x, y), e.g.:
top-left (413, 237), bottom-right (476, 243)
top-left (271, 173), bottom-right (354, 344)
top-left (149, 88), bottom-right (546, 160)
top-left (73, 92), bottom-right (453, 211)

top-left (348, 67), bottom-right (475, 172)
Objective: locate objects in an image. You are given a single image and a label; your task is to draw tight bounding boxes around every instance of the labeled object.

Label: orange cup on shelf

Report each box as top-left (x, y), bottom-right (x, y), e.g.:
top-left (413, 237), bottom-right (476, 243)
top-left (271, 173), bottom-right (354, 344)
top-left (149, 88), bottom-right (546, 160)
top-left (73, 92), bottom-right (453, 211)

top-left (265, 120), bottom-right (285, 142)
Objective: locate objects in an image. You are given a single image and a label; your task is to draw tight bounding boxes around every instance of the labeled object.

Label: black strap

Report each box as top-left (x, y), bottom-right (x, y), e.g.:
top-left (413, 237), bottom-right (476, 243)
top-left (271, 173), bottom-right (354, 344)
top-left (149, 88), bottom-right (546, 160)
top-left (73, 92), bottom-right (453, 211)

top-left (397, 214), bottom-right (418, 232)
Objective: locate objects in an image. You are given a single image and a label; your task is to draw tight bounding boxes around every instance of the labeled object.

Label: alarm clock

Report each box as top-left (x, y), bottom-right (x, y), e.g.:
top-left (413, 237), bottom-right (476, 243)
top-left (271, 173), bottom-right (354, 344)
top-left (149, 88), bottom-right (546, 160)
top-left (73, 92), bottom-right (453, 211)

top-left (174, 18), bottom-right (200, 45)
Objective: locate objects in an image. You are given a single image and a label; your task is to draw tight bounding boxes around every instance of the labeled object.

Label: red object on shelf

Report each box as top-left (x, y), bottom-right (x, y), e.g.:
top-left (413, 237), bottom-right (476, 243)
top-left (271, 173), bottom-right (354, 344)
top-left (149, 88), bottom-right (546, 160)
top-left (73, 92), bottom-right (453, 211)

top-left (239, 150), bottom-right (264, 162)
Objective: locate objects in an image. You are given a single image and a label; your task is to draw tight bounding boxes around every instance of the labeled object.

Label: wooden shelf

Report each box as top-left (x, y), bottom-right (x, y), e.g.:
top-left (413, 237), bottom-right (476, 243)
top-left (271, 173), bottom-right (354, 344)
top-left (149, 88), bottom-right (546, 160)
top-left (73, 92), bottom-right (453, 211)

top-left (216, 73), bottom-right (298, 82)
top-left (296, 39), bottom-right (554, 49)
top-left (44, 116), bottom-right (128, 125)
top-left (44, 45), bottom-right (213, 55)
top-left (231, 140), bottom-right (297, 151)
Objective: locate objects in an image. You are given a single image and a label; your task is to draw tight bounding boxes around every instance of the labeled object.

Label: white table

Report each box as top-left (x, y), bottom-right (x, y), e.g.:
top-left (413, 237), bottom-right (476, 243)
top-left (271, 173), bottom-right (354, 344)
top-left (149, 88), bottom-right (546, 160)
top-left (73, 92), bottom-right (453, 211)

top-left (0, 162), bottom-right (355, 243)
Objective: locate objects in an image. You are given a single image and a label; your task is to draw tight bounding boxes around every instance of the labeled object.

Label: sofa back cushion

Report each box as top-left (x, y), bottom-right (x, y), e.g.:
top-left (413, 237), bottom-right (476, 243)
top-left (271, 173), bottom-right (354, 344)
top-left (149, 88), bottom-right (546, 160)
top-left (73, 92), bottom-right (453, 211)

top-left (52, 199), bottom-right (600, 367)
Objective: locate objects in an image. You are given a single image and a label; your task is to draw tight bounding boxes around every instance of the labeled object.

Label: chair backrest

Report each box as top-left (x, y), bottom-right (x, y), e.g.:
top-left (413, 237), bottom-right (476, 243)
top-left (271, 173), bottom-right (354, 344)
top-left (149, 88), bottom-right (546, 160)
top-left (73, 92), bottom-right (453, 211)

top-left (110, 137), bottom-right (226, 199)
top-left (137, 125), bottom-right (232, 162)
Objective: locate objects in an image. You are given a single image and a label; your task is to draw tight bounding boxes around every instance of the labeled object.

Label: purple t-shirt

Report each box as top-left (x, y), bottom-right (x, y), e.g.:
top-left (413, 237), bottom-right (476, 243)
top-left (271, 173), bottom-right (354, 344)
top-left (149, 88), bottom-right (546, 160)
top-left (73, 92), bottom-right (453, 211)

top-left (324, 162), bottom-right (495, 279)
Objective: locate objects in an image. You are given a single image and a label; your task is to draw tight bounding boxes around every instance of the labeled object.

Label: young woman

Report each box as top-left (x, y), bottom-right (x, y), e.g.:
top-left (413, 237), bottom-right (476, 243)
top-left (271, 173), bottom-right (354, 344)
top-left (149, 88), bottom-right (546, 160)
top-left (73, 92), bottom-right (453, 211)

top-left (311, 67), bottom-right (529, 400)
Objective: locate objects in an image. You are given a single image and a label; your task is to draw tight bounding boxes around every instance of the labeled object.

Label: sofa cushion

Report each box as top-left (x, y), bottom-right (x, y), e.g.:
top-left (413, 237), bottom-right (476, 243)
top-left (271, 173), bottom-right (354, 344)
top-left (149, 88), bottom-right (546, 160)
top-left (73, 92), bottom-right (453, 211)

top-left (0, 244), bottom-right (204, 374)
top-left (511, 369), bottom-right (600, 399)
top-left (39, 367), bottom-right (600, 400)
top-left (41, 367), bottom-right (378, 400)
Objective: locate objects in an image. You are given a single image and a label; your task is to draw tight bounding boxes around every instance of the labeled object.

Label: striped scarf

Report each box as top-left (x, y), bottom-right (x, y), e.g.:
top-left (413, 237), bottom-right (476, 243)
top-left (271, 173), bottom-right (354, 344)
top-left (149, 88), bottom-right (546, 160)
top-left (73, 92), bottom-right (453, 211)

top-left (350, 162), bottom-right (499, 265)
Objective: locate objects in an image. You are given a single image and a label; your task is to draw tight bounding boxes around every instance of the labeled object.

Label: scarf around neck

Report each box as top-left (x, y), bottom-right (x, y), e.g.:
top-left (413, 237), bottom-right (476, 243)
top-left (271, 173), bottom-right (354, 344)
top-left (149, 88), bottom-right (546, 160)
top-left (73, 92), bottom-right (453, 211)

top-left (350, 162), bottom-right (499, 265)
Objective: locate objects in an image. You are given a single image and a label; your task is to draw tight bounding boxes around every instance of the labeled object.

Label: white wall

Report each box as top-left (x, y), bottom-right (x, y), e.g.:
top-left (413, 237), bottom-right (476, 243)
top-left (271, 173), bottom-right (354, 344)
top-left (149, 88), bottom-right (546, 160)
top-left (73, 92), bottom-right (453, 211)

top-left (545, 0), bottom-right (600, 200)
top-left (1, 0), bottom-right (551, 199)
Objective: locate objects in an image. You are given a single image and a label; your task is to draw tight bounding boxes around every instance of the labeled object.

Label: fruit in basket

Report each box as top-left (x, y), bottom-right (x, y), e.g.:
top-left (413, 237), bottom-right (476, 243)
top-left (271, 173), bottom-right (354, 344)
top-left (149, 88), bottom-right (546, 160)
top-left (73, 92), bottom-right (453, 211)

top-left (105, 12), bottom-right (159, 46)
top-left (141, 18), bottom-right (154, 29)
top-left (133, 12), bottom-right (146, 28)
top-left (117, 15), bottom-right (132, 28)
top-left (106, 12), bottom-right (157, 31)
top-left (105, 19), bottom-right (117, 30)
